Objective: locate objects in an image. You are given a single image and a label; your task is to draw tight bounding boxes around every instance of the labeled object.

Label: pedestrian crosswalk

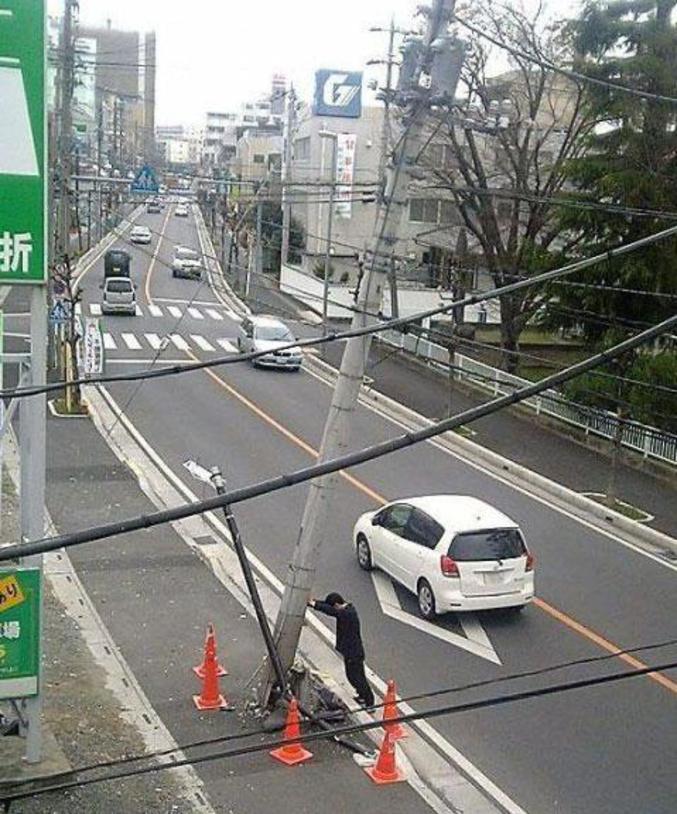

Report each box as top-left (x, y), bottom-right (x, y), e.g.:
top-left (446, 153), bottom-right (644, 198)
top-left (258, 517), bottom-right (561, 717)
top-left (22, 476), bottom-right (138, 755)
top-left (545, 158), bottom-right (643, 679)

top-left (101, 330), bottom-right (239, 354)
top-left (81, 301), bottom-right (241, 322)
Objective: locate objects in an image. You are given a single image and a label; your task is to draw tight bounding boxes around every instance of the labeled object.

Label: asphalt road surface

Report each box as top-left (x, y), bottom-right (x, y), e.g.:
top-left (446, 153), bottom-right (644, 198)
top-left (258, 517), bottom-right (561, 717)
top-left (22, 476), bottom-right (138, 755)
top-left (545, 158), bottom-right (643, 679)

top-left (13, 203), bottom-right (677, 813)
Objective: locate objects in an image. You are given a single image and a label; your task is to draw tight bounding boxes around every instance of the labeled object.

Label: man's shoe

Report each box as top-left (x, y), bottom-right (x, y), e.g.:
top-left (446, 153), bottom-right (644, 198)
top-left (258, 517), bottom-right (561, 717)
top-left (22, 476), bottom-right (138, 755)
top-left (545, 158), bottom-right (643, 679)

top-left (353, 695), bottom-right (365, 704)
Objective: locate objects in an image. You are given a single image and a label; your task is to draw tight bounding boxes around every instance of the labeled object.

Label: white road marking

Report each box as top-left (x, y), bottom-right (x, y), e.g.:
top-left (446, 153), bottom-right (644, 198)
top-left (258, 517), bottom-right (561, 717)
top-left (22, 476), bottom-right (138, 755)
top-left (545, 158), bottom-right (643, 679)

top-left (216, 339), bottom-right (238, 353)
top-left (187, 307), bottom-right (204, 320)
top-left (89, 303), bottom-right (102, 316)
top-left (144, 333), bottom-right (163, 351)
top-left (169, 333), bottom-right (190, 351)
top-left (135, 305), bottom-right (143, 317)
top-left (90, 384), bottom-right (525, 814)
top-left (191, 334), bottom-right (214, 352)
top-left (226, 309), bottom-right (242, 322)
top-left (167, 305), bottom-right (182, 318)
top-left (148, 304), bottom-right (163, 318)
top-left (75, 302), bottom-right (82, 315)
top-left (371, 571), bottom-right (501, 664)
top-left (205, 308), bottom-right (223, 321)
top-left (121, 333), bottom-right (142, 350)
top-left (102, 333), bottom-right (116, 350)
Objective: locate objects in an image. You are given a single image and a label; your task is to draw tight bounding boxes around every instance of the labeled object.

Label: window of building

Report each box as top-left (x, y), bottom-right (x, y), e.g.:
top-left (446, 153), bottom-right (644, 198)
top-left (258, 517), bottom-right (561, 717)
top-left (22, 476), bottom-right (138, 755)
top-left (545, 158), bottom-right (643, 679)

top-left (253, 154), bottom-right (265, 164)
top-left (294, 137), bottom-right (311, 161)
top-left (439, 200), bottom-right (461, 225)
top-left (409, 198), bottom-right (439, 223)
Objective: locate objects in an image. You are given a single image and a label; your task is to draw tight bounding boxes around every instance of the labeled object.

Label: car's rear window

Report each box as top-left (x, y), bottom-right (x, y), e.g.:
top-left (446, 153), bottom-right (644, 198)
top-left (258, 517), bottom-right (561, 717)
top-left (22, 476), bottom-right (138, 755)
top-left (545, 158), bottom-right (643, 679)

top-left (106, 279), bottom-right (133, 293)
top-left (176, 248), bottom-right (198, 259)
top-left (449, 529), bottom-right (525, 561)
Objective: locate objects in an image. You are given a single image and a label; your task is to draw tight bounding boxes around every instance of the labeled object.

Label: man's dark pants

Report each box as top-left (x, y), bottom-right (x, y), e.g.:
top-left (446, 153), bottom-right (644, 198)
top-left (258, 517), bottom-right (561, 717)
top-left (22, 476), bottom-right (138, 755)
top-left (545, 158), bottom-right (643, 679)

top-left (344, 657), bottom-right (374, 706)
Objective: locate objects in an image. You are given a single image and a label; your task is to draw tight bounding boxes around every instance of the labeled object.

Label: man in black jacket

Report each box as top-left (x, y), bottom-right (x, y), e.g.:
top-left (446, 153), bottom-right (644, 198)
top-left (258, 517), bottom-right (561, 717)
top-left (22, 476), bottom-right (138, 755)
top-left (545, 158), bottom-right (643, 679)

top-left (309, 592), bottom-right (375, 708)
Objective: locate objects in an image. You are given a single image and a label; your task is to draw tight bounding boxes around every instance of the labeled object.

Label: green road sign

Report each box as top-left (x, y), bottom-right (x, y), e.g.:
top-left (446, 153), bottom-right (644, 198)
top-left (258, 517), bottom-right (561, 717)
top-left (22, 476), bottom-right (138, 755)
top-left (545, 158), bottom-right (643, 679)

top-left (0, 1), bottom-right (46, 285)
top-left (0, 568), bottom-right (41, 698)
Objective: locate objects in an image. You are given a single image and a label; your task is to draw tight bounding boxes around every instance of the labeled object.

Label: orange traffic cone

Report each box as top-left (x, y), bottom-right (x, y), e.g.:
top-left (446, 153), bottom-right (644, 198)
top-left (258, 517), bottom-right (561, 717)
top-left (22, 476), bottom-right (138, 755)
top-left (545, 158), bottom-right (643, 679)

top-left (194, 624), bottom-right (227, 679)
top-left (382, 679), bottom-right (407, 740)
top-left (193, 633), bottom-right (230, 711)
top-left (365, 730), bottom-right (405, 785)
top-left (270, 697), bottom-right (313, 766)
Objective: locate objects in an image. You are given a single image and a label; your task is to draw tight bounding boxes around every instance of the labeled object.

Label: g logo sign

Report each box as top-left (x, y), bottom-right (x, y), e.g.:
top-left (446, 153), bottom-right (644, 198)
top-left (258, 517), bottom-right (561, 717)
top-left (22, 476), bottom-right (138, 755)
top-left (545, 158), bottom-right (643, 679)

top-left (314, 69), bottom-right (362, 118)
top-left (322, 73), bottom-right (360, 108)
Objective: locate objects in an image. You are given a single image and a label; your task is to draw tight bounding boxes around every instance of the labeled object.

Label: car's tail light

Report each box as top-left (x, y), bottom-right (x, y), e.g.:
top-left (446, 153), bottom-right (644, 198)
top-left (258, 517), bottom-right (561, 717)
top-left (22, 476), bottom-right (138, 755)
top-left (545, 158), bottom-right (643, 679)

top-left (525, 553), bottom-right (535, 572)
top-left (440, 555), bottom-right (459, 577)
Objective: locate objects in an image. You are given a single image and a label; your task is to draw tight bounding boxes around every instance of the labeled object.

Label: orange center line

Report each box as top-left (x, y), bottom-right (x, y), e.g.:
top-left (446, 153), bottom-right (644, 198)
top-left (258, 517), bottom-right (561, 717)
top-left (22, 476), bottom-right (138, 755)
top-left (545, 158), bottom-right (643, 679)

top-left (188, 351), bottom-right (677, 697)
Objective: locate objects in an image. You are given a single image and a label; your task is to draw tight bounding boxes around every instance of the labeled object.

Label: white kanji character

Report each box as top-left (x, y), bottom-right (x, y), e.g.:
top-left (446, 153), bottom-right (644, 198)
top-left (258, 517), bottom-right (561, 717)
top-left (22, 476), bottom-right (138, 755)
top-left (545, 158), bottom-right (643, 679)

top-left (0, 231), bottom-right (11, 274)
top-left (4, 620), bottom-right (20, 640)
top-left (11, 233), bottom-right (32, 274)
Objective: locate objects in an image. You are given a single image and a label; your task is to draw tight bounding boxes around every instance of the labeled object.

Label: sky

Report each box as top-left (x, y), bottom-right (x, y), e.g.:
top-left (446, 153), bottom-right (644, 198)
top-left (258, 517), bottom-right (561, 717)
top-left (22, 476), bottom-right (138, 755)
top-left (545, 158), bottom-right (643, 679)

top-left (48, 0), bottom-right (574, 127)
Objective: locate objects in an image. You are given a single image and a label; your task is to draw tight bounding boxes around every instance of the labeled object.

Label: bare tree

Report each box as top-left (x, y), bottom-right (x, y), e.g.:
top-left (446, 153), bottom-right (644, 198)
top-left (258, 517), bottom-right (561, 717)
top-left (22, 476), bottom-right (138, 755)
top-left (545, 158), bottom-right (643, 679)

top-left (418, 1), bottom-right (598, 371)
top-left (52, 255), bottom-right (83, 412)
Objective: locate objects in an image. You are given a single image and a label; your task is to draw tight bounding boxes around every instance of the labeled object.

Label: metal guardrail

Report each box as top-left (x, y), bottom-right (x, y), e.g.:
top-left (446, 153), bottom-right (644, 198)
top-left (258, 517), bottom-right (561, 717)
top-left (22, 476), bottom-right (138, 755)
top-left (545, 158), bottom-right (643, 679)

top-left (378, 328), bottom-right (677, 466)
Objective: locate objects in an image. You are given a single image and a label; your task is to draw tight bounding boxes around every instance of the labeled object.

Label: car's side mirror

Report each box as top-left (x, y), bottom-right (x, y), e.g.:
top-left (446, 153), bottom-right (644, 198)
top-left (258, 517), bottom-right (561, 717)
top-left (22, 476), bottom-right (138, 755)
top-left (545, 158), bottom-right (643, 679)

top-left (371, 515), bottom-right (381, 527)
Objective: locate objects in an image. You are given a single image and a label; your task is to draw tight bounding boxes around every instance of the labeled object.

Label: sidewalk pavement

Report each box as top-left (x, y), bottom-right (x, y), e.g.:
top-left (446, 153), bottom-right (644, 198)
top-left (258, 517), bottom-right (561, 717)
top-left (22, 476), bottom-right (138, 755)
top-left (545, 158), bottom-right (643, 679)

top-left (242, 276), bottom-right (676, 537)
top-left (29, 406), bottom-right (436, 813)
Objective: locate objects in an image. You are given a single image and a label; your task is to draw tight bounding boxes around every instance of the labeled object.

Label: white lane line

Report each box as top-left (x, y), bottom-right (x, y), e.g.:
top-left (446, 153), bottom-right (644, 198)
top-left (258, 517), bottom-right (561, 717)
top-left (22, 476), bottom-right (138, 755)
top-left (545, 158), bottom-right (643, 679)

top-left (187, 307), bottom-right (204, 320)
top-left (75, 302), bottom-right (82, 315)
top-left (121, 333), bottom-right (142, 350)
top-left (144, 333), bottom-right (163, 351)
top-left (102, 333), bottom-right (117, 350)
top-left (216, 339), bottom-right (238, 353)
top-left (190, 335), bottom-right (215, 352)
top-left (167, 306), bottom-right (182, 319)
top-left (169, 334), bottom-right (190, 351)
top-left (226, 309), bottom-right (242, 323)
top-left (148, 304), bottom-right (163, 318)
top-left (205, 309), bottom-right (223, 321)
top-left (89, 303), bottom-right (102, 316)
top-left (135, 305), bottom-right (144, 317)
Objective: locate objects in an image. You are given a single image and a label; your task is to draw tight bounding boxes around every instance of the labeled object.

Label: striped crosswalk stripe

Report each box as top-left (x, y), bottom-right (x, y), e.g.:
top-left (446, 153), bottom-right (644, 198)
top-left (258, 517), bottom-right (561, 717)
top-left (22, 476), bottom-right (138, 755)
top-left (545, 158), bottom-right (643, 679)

top-left (216, 339), bottom-right (238, 353)
top-left (121, 333), bottom-right (142, 350)
top-left (187, 307), bottom-right (203, 320)
top-left (205, 308), bottom-right (223, 321)
top-left (135, 305), bottom-right (143, 317)
top-left (167, 305), bottom-right (182, 318)
top-left (148, 304), bottom-right (163, 317)
top-left (169, 333), bottom-right (189, 351)
top-left (102, 333), bottom-right (116, 350)
top-left (144, 333), bottom-right (163, 350)
top-left (89, 303), bottom-right (102, 316)
top-left (191, 334), bottom-right (215, 352)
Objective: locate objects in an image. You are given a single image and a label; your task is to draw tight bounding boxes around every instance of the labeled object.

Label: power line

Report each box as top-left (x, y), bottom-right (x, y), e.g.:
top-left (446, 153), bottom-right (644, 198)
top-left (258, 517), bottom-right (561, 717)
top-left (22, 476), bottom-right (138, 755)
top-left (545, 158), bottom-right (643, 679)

top-left (1, 311), bottom-right (674, 563)
top-left (7, 217), bottom-right (677, 401)
top-left (454, 14), bottom-right (677, 106)
top-left (2, 658), bottom-right (675, 805)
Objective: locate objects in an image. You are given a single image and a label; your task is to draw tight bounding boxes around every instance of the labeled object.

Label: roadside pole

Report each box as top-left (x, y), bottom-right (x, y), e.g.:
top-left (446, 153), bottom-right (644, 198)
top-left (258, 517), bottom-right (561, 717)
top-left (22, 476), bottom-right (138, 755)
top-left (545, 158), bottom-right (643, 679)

top-left (319, 131), bottom-right (338, 338)
top-left (264, 0), bottom-right (465, 703)
top-left (280, 86), bottom-right (296, 268)
top-left (0, 0), bottom-right (50, 762)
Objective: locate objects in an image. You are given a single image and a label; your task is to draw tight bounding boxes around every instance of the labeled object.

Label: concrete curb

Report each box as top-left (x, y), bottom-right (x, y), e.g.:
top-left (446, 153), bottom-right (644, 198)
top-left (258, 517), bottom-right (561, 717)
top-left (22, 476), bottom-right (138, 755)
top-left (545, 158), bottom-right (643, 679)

top-left (194, 221), bottom-right (677, 561)
top-left (305, 352), bottom-right (677, 559)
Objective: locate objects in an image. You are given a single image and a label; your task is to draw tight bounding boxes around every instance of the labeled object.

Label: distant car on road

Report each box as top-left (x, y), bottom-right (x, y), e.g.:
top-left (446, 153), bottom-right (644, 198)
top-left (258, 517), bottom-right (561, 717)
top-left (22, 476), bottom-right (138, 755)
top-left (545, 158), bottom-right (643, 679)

top-left (174, 204), bottom-right (189, 217)
top-left (146, 201), bottom-right (161, 214)
top-left (130, 225), bottom-right (152, 244)
top-left (171, 245), bottom-right (203, 280)
top-left (237, 315), bottom-right (303, 370)
top-left (101, 277), bottom-right (137, 316)
top-left (353, 495), bottom-right (534, 618)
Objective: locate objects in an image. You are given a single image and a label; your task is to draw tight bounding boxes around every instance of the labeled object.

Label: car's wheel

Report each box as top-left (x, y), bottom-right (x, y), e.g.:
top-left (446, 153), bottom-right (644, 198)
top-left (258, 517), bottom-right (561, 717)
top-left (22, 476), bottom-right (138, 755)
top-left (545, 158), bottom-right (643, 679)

top-left (417, 579), bottom-right (436, 620)
top-left (172, 270), bottom-right (176, 278)
top-left (356, 534), bottom-right (373, 571)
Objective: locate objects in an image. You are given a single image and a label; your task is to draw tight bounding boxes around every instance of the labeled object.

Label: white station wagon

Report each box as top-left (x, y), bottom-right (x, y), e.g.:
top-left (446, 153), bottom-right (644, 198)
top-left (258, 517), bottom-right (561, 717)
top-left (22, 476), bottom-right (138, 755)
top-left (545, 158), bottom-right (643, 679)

top-left (353, 495), bottom-right (534, 618)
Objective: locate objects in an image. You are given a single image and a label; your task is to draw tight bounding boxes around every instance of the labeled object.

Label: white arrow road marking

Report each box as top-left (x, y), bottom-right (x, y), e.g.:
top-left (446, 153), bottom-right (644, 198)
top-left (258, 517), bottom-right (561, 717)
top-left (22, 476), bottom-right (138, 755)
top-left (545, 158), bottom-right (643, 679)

top-left (371, 571), bottom-right (501, 665)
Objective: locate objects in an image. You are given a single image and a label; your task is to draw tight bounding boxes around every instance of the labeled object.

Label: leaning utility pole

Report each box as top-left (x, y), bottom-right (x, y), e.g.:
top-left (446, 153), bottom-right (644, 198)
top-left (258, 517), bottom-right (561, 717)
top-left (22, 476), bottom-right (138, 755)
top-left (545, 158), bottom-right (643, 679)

top-left (280, 86), bottom-right (296, 268)
top-left (264, 0), bottom-right (466, 703)
top-left (56, 0), bottom-right (76, 260)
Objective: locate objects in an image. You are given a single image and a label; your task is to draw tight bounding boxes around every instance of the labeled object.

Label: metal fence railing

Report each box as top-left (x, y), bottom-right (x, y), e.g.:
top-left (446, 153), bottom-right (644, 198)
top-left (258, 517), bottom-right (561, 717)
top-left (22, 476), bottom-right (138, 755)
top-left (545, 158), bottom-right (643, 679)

top-left (377, 329), bottom-right (677, 466)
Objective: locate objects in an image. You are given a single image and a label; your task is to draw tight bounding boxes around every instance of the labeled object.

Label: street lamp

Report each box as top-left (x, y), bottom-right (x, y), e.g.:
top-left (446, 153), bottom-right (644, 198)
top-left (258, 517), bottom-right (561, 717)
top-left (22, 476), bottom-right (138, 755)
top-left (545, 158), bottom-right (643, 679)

top-left (319, 130), bottom-right (338, 339)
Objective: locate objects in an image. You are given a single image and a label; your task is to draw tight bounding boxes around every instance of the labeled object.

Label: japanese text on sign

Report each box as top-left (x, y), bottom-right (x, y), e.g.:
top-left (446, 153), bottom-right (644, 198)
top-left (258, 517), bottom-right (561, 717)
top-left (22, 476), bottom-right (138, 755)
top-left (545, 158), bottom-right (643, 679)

top-left (0, 231), bottom-right (33, 274)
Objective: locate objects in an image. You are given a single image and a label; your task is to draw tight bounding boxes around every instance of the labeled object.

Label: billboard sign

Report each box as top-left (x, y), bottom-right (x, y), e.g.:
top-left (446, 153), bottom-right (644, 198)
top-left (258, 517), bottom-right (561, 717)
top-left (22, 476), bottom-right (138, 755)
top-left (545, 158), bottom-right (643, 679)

top-left (335, 134), bottom-right (357, 219)
top-left (0, 0), bottom-right (47, 285)
top-left (0, 568), bottom-right (42, 699)
top-left (314, 70), bottom-right (362, 118)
